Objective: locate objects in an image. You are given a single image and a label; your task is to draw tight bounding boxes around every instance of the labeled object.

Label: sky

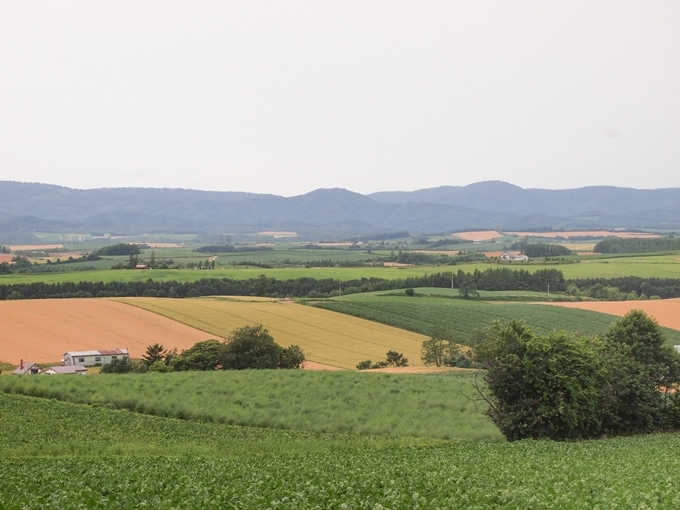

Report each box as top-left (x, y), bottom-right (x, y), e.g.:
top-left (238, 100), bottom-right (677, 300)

top-left (1, 1), bottom-right (679, 196)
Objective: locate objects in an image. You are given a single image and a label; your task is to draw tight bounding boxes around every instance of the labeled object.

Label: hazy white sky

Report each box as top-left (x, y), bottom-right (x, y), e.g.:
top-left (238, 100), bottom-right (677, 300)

top-left (1, 1), bottom-right (679, 196)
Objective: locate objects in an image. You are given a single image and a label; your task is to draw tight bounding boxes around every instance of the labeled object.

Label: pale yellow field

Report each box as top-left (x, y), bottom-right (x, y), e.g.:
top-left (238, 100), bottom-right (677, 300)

top-left (115, 297), bottom-right (429, 370)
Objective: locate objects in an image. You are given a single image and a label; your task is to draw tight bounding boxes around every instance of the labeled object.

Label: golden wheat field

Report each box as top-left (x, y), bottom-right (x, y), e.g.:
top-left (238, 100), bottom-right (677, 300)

top-left (116, 297), bottom-right (429, 370)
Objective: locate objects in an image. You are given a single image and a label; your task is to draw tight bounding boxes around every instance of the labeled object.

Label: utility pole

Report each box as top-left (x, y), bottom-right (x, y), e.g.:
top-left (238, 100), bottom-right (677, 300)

top-left (339, 280), bottom-right (342, 297)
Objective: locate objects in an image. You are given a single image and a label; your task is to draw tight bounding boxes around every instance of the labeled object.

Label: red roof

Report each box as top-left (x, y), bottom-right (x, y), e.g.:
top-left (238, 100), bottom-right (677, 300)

top-left (98, 348), bottom-right (128, 355)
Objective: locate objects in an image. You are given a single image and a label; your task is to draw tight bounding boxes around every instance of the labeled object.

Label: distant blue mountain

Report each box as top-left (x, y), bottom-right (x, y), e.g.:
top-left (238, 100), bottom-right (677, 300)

top-left (1, 180), bottom-right (679, 242)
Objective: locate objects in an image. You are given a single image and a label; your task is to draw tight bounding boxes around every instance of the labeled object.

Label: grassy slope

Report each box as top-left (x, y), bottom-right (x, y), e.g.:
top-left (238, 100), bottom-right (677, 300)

top-left (313, 295), bottom-right (680, 346)
top-left (3, 392), bottom-right (680, 508)
top-left (2, 252), bottom-right (680, 284)
top-left (115, 297), bottom-right (428, 369)
top-left (0, 370), bottom-right (501, 441)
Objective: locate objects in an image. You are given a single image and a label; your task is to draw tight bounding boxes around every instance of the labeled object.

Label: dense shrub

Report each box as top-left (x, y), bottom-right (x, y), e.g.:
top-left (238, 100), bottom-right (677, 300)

top-left (476, 311), bottom-right (680, 441)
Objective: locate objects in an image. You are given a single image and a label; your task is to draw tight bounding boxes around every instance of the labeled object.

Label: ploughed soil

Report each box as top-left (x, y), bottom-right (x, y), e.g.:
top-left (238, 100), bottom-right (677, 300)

top-left (8, 244), bottom-right (64, 251)
top-left (363, 366), bottom-right (475, 374)
top-left (452, 231), bottom-right (502, 241)
top-left (504, 231), bottom-right (661, 239)
top-left (543, 298), bottom-right (680, 331)
top-left (0, 299), bottom-right (213, 364)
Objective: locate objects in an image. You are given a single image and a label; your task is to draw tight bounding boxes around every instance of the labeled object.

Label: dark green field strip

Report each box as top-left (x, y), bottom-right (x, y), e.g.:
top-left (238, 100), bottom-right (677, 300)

top-left (3, 393), bottom-right (680, 508)
top-left (313, 297), bottom-right (680, 345)
top-left (0, 371), bottom-right (502, 441)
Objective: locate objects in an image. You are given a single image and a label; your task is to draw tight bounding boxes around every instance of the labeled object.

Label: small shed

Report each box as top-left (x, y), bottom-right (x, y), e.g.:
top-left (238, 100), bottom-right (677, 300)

top-left (43, 364), bottom-right (88, 375)
top-left (63, 348), bottom-right (129, 367)
top-left (12, 361), bottom-right (41, 375)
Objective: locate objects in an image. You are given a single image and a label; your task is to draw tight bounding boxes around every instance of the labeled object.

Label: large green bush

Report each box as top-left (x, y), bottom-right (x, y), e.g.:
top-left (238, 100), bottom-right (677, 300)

top-left (476, 311), bottom-right (680, 441)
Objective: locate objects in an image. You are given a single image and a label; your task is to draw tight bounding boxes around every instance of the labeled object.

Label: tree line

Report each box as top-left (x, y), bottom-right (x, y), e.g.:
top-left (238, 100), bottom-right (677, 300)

top-left (594, 237), bottom-right (680, 254)
top-left (0, 268), bottom-right (567, 301)
top-left (570, 276), bottom-right (680, 299)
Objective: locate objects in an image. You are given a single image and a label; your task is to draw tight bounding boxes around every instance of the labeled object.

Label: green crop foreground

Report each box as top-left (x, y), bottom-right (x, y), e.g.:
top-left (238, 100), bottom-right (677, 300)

top-left (3, 393), bottom-right (680, 509)
top-left (0, 370), bottom-right (502, 441)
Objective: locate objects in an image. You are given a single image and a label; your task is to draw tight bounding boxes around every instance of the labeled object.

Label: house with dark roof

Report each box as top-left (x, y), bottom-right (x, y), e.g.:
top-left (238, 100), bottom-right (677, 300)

top-left (12, 361), bottom-right (41, 375)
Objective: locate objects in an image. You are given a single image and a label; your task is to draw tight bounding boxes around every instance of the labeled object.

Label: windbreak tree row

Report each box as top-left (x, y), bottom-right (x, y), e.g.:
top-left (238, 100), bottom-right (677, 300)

top-left (0, 268), bottom-right (567, 300)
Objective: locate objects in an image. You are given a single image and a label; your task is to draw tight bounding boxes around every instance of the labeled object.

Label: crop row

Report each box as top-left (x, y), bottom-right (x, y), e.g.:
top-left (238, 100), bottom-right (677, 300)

top-left (0, 370), bottom-right (501, 441)
top-left (2, 393), bottom-right (680, 509)
top-left (313, 297), bottom-right (680, 345)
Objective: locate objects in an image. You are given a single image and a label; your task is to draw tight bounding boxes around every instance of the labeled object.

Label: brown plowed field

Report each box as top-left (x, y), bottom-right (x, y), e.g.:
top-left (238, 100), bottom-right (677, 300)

top-left (543, 299), bottom-right (680, 331)
top-left (453, 231), bottom-right (502, 241)
top-left (505, 231), bottom-right (660, 239)
top-left (8, 244), bottom-right (64, 251)
top-left (0, 299), bottom-right (213, 364)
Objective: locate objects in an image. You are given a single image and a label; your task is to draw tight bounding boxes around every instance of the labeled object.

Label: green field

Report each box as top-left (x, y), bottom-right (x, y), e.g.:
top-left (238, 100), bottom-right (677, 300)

top-left (0, 370), bottom-right (501, 441)
top-left (3, 251), bottom-right (680, 285)
top-left (3, 392), bottom-right (680, 508)
top-left (312, 295), bottom-right (680, 346)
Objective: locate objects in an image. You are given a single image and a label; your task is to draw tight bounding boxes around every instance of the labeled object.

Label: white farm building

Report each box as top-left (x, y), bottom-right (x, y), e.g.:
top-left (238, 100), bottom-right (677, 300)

top-left (498, 252), bottom-right (529, 262)
top-left (63, 348), bottom-right (129, 367)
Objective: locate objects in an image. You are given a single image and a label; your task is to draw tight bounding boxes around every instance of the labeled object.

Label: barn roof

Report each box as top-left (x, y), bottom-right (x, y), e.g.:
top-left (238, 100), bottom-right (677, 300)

top-left (44, 364), bottom-right (88, 374)
top-left (64, 348), bottom-right (129, 357)
top-left (12, 362), bottom-right (40, 375)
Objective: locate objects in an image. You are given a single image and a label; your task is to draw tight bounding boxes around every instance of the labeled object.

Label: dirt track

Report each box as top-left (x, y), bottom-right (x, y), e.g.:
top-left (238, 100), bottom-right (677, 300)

top-left (543, 299), bottom-right (680, 331)
top-left (0, 299), bottom-right (213, 364)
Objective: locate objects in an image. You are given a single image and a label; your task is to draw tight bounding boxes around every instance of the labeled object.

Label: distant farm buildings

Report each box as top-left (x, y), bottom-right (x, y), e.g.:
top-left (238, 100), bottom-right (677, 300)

top-left (12, 361), bottom-right (41, 375)
top-left (63, 348), bottom-right (129, 367)
top-left (498, 252), bottom-right (529, 262)
top-left (11, 360), bottom-right (87, 375)
top-left (43, 365), bottom-right (87, 375)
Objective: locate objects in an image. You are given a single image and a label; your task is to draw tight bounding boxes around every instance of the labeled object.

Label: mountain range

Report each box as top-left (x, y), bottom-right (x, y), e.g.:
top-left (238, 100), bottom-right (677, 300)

top-left (1, 180), bottom-right (679, 243)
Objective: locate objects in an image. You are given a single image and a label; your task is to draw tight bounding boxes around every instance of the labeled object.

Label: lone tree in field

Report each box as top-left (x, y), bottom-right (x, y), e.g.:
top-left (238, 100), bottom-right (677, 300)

top-left (457, 271), bottom-right (479, 299)
top-left (474, 320), bottom-right (605, 441)
top-left (385, 350), bottom-right (408, 367)
top-left (219, 324), bottom-right (305, 370)
top-left (421, 328), bottom-right (459, 367)
top-left (171, 339), bottom-right (222, 371)
top-left (143, 343), bottom-right (168, 367)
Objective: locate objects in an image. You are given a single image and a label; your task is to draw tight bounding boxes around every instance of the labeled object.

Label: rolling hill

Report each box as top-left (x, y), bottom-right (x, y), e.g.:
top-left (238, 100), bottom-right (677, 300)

top-left (2, 180), bottom-right (680, 242)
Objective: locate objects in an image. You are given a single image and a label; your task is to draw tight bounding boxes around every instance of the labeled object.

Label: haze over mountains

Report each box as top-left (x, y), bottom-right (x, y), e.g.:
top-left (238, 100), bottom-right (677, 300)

top-left (1, 180), bottom-right (679, 243)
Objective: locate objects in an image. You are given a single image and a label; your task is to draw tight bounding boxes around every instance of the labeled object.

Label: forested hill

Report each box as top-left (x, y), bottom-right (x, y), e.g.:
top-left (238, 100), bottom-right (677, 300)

top-left (370, 181), bottom-right (680, 220)
top-left (1, 180), bottom-right (680, 241)
top-left (0, 182), bottom-right (532, 238)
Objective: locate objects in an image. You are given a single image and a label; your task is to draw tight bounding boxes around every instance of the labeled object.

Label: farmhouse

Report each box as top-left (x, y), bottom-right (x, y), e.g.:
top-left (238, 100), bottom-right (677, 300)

top-left (499, 252), bottom-right (529, 262)
top-left (43, 365), bottom-right (87, 375)
top-left (12, 361), bottom-right (41, 375)
top-left (63, 348), bottom-right (129, 367)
